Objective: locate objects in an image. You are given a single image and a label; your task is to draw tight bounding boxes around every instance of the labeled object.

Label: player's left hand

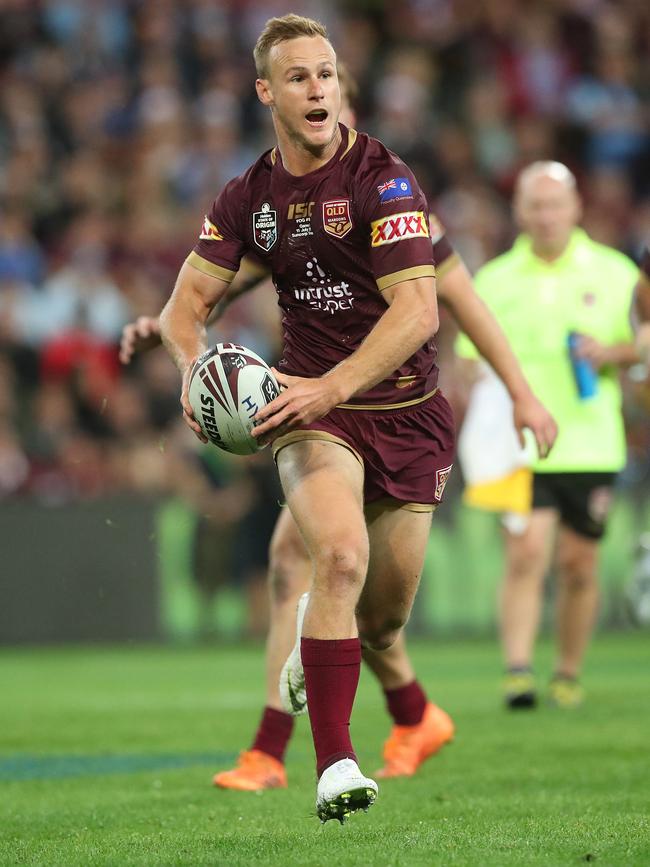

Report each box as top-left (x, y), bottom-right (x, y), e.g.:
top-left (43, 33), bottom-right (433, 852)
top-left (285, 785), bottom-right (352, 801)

top-left (572, 334), bottom-right (611, 368)
top-left (512, 391), bottom-right (558, 459)
top-left (251, 369), bottom-right (344, 444)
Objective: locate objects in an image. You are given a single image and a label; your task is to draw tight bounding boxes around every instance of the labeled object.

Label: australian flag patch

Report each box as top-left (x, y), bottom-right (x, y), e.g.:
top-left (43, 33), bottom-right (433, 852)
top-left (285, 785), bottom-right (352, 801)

top-left (377, 177), bottom-right (412, 203)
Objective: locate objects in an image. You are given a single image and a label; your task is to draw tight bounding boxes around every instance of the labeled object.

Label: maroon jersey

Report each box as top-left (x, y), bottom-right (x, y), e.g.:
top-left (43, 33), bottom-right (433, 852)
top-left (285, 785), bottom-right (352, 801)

top-left (188, 125), bottom-right (437, 408)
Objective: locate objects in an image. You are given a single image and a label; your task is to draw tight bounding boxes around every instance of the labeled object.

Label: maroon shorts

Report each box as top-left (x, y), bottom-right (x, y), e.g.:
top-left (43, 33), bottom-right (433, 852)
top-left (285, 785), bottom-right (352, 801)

top-left (273, 389), bottom-right (455, 510)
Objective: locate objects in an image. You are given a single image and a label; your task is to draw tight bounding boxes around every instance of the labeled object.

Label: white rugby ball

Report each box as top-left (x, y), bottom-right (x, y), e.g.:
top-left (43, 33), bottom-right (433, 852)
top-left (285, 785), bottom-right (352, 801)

top-left (188, 343), bottom-right (280, 455)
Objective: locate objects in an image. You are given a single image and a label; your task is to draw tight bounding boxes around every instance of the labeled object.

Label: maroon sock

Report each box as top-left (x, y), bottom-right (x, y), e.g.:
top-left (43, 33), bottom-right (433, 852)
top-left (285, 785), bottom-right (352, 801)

top-left (384, 680), bottom-right (427, 726)
top-left (301, 637), bottom-right (361, 778)
top-left (251, 706), bottom-right (294, 763)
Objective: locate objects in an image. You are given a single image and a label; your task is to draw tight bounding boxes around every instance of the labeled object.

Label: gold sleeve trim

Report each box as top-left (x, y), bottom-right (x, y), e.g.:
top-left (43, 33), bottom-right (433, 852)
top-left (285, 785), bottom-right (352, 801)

top-left (186, 252), bottom-right (236, 283)
top-left (365, 498), bottom-right (437, 516)
top-left (272, 430), bottom-right (363, 466)
top-left (376, 265), bottom-right (436, 292)
top-left (435, 252), bottom-right (461, 281)
top-left (337, 386), bottom-right (438, 411)
top-left (340, 128), bottom-right (358, 160)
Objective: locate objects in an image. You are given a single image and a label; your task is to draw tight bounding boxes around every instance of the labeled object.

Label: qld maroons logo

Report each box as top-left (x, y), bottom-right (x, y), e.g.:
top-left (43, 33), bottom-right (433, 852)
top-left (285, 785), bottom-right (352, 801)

top-left (435, 465), bottom-right (453, 502)
top-left (322, 199), bottom-right (353, 239)
top-left (253, 202), bottom-right (277, 251)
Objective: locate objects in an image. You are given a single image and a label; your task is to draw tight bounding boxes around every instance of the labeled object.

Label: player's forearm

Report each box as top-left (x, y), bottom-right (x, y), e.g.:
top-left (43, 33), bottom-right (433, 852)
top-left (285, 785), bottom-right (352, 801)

top-left (326, 279), bottom-right (438, 400)
top-left (603, 341), bottom-right (640, 367)
top-left (159, 262), bottom-right (226, 372)
top-left (160, 296), bottom-right (209, 373)
top-left (446, 285), bottom-right (532, 400)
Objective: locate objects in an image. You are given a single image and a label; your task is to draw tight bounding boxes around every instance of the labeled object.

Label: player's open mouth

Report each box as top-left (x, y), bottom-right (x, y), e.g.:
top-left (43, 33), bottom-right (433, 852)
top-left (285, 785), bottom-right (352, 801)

top-left (305, 109), bottom-right (328, 128)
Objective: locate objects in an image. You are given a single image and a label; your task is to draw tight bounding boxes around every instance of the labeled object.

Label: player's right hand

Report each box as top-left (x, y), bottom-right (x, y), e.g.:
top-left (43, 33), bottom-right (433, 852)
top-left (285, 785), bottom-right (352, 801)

top-left (512, 390), bottom-right (558, 460)
top-left (180, 361), bottom-right (208, 443)
top-left (119, 316), bottom-right (163, 364)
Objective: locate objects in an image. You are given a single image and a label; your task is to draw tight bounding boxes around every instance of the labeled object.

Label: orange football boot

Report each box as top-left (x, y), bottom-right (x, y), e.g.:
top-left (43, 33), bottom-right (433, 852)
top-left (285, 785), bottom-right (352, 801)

top-left (213, 750), bottom-right (288, 791)
top-left (376, 702), bottom-right (454, 779)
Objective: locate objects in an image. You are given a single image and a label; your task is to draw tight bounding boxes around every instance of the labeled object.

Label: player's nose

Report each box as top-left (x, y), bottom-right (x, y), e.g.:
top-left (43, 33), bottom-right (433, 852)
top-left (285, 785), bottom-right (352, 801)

top-left (307, 75), bottom-right (325, 99)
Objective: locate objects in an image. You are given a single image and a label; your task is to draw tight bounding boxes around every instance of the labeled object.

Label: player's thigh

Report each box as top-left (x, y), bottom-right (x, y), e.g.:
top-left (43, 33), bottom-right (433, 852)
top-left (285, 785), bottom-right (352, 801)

top-left (275, 439), bottom-right (368, 577)
top-left (357, 504), bottom-right (433, 629)
top-left (504, 508), bottom-right (558, 580)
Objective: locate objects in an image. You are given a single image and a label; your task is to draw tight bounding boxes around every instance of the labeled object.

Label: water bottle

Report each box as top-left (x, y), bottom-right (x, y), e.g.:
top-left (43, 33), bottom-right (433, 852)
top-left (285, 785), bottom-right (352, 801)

top-left (567, 331), bottom-right (598, 399)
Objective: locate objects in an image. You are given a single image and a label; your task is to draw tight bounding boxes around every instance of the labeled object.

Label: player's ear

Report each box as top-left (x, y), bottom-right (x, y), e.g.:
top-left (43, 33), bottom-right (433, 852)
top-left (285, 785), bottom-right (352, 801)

top-left (256, 78), bottom-right (274, 108)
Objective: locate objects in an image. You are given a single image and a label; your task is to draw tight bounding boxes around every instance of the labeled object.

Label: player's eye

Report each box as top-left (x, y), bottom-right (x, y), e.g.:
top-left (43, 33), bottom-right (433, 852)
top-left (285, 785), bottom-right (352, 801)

top-left (290, 75), bottom-right (303, 83)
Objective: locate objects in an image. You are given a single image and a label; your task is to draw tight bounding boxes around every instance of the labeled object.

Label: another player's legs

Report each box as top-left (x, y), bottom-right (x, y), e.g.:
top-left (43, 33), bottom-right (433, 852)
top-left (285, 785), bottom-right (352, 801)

top-left (357, 504), bottom-right (452, 776)
top-left (550, 525), bottom-right (599, 707)
top-left (500, 509), bottom-right (557, 708)
top-left (363, 634), bottom-right (454, 778)
top-left (213, 508), bottom-right (310, 790)
top-left (277, 439), bottom-right (377, 822)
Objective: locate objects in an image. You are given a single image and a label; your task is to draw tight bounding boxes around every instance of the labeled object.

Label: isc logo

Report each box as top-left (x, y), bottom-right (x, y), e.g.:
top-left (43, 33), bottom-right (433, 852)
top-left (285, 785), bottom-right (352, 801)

top-left (287, 202), bottom-right (315, 219)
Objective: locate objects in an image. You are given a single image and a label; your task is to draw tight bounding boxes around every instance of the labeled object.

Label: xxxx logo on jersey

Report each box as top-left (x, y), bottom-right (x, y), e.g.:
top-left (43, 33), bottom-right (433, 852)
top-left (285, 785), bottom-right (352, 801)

top-left (199, 217), bottom-right (224, 241)
top-left (370, 211), bottom-right (429, 247)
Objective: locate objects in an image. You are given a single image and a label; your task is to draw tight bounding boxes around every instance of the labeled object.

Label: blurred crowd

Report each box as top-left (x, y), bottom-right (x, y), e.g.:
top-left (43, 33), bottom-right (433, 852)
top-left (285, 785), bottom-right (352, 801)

top-left (0, 0), bottom-right (648, 524)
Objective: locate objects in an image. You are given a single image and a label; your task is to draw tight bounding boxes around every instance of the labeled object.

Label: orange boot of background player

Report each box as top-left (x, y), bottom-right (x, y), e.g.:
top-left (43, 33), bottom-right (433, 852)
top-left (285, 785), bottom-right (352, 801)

top-left (376, 703), bottom-right (454, 779)
top-left (213, 750), bottom-right (287, 791)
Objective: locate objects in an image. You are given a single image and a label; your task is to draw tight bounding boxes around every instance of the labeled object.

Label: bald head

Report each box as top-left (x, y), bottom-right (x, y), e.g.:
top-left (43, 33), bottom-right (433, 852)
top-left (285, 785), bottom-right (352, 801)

top-left (514, 161), bottom-right (582, 259)
top-left (516, 161), bottom-right (576, 196)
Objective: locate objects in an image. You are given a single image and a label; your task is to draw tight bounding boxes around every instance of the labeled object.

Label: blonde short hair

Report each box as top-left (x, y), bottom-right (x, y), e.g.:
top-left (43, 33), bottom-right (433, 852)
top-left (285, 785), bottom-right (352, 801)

top-left (254, 14), bottom-right (330, 78)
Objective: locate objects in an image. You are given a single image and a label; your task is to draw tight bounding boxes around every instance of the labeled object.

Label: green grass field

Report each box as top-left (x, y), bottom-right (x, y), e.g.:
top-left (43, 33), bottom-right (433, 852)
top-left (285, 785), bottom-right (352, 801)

top-left (2, 633), bottom-right (649, 866)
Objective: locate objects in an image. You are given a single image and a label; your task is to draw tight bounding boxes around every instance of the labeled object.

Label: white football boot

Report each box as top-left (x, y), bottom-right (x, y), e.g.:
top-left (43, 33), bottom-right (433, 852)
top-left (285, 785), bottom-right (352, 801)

top-left (316, 758), bottom-right (378, 824)
top-left (279, 592), bottom-right (309, 716)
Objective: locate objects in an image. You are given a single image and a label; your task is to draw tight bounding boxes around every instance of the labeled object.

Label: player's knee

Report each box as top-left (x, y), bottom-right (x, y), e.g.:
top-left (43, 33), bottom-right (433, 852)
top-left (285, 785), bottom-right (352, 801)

top-left (358, 616), bottom-right (404, 651)
top-left (268, 532), bottom-right (310, 605)
top-left (359, 621), bottom-right (404, 650)
top-left (558, 553), bottom-right (597, 593)
top-left (313, 538), bottom-right (368, 595)
top-left (506, 541), bottom-right (544, 583)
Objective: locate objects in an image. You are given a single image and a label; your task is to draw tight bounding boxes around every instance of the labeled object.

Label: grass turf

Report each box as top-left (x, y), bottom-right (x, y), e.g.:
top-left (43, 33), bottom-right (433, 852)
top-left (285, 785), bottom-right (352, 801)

top-left (1, 633), bottom-right (649, 866)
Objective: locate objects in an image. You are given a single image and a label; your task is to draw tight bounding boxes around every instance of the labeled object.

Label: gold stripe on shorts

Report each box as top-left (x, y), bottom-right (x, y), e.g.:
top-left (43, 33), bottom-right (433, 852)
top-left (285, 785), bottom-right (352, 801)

top-left (272, 430), bottom-right (363, 466)
top-left (337, 386), bottom-right (438, 411)
top-left (365, 498), bottom-right (437, 515)
top-left (186, 252), bottom-right (237, 283)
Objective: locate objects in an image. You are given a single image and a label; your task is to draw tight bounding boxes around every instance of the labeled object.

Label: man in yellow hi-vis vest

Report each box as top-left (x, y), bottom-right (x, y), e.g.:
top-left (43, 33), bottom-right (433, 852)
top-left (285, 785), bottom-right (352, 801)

top-left (457, 162), bottom-right (640, 710)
